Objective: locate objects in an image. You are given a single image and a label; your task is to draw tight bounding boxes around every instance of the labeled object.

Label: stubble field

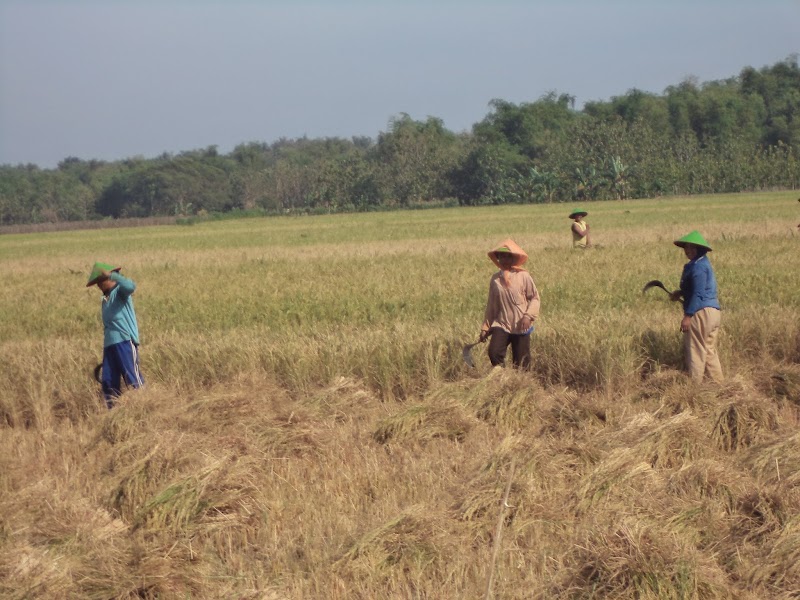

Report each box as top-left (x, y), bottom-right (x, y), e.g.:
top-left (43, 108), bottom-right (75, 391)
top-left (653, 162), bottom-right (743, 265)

top-left (1, 191), bottom-right (799, 599)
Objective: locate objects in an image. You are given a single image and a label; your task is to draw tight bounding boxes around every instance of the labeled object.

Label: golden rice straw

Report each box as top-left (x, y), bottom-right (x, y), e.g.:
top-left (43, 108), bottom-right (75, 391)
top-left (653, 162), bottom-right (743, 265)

top-left (484, 456), bottom-right (516, 600)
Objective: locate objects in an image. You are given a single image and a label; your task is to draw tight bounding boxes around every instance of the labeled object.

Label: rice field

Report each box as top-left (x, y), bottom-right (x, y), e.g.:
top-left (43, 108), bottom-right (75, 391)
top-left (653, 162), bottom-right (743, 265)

top-left (1, 191), bottom-right (799, 598)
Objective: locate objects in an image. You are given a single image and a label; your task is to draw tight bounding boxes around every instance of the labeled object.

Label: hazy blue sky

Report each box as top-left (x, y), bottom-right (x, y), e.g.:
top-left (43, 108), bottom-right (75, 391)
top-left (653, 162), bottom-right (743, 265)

top-left (1, 0), bottom-right (797, 168)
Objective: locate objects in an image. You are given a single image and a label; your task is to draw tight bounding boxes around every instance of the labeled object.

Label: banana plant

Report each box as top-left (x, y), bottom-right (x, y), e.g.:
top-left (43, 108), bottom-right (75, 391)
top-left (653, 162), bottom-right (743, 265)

top-left (607, 155), bottom-right (629, 200)
top-left (529, 167), bottom-right (559, 203)
top-left (574, 166), bottom-right (599, 200)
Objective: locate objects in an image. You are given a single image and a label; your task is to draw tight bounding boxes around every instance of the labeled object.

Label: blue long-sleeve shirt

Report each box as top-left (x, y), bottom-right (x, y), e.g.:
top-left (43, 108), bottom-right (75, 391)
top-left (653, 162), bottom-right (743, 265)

top-left (679, 254), bottom-right (720, 316)
top-left (102, 272), bottom-right (140, 347)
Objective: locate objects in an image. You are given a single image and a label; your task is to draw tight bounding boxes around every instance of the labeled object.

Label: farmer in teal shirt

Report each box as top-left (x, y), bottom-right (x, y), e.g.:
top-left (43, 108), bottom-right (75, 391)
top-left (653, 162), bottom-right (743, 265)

top-left (87, 262), bottom-right (144, 408)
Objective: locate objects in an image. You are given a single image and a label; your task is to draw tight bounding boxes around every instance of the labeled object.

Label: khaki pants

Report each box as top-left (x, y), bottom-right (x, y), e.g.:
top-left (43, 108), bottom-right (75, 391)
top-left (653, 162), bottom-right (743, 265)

top-left (684, 307), bottom-right (723, 383)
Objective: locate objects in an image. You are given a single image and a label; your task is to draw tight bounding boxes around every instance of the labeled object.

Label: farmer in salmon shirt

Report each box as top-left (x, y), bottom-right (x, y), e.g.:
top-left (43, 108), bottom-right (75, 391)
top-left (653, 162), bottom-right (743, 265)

top-left (87, 262), bottom-right (145, 408)
top-left (479, 239), bottom-right (541, 369)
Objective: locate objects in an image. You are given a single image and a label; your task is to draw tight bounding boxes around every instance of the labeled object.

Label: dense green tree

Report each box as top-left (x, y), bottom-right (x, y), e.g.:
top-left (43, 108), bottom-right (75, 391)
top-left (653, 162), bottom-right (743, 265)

top-left (96, 153), bottom-right (236, 217)
top-left (0, 167), bottom-right (36, 225)
top-left (588, 88), bottom-right (671, 137)
top-left (1, 58), bottom-right (799, 226)
top-left (450, 140), bottom-right (530, 205)
top-left (474, 92), bottom-right (577, 161)
top-left (0, 165), bottom-right (96, 223)
top-left (741, 56), bottom-right (800, 146)
top-left (373, 114), bottom-right (464, 205)
top-left (306, 155), bottom-right (382, 211)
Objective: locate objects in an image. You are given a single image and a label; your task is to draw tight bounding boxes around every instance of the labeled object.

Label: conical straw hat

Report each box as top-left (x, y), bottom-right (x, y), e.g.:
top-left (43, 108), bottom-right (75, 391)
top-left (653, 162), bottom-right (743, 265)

top-left (86, 262), bottom-right (121, 287)
top-left (673, 231), bottom-right (712, 251)
top-left (488, 239), bottom-right (528, 269)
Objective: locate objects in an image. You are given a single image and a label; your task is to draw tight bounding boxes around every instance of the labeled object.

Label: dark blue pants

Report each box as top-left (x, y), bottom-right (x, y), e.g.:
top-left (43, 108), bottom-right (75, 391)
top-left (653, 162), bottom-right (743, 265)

top-left (102, 340), bottom-right (144, 408)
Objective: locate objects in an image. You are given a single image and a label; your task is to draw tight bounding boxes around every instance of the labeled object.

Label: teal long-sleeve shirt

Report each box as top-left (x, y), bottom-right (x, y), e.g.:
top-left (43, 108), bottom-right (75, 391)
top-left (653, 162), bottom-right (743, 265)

top-left (102, 273), bottom-right (140, 347)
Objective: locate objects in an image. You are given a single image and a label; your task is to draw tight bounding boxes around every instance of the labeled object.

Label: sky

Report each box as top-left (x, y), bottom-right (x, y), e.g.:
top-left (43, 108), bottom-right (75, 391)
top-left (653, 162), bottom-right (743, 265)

top-left (0, 1), bottom-right (797, 169)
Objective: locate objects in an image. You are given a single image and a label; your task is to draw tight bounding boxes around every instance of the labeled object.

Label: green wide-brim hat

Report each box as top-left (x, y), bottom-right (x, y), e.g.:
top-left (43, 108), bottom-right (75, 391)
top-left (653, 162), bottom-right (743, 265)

top-left (673, 231), bottom-right (712, 251)
top-left (86, 261), bottom-right (121, 287)
top-left (569, 208), bottom-right (588, 218)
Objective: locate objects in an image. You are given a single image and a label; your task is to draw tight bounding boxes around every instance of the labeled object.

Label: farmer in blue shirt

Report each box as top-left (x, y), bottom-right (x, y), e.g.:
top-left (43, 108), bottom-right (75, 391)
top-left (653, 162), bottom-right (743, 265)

top-left (669, 232), bottom-right (723, 383)
top-left (87, 262), bottom-right (145, 408)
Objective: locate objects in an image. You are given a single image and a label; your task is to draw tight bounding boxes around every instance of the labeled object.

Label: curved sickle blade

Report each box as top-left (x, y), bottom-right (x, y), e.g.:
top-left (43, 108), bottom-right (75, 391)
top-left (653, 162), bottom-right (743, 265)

top-left (642, 280), bottom-right (670, 295)
top-left (462, 342), bottom-right (480, 368)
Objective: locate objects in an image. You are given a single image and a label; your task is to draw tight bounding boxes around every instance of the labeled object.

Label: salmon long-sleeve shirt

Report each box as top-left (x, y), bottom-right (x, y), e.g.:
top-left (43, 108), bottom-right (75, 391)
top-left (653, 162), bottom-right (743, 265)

top-left (482, 270), bottom-right (541, 334)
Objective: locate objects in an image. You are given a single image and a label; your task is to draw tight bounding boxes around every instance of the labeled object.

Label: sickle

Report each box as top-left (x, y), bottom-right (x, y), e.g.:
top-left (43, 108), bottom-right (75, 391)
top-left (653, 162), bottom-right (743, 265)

top-left (642, 280), bottom-right (670, 295)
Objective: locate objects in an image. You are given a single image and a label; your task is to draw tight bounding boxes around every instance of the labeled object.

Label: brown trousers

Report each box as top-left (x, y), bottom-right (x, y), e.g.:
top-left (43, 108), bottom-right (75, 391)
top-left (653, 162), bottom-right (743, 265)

top-left (684, 307), bottom-right (723, 383)
top-left (488, 327), bottom-right (531, 369)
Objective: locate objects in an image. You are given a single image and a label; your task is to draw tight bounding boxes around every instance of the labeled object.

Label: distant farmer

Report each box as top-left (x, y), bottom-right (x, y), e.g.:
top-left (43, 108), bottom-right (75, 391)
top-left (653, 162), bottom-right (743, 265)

top-left (570, 208), bottom-right (592, 248)
top-left (87, 262), bottom-right (144, 408)
top-left (480, 239), bottom-right (541, 369)
top-left (668, 232), bottom-right (723, 383)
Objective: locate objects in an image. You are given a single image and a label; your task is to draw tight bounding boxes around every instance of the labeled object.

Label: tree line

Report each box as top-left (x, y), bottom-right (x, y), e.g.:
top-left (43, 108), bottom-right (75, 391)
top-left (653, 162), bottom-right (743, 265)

top-left (1, 56), bottom-right (798, 226)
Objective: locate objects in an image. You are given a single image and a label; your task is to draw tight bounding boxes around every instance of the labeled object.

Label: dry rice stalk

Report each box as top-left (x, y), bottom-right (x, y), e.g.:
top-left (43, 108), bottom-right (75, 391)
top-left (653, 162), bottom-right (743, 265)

top-left (462, 368), bottom-right (548, 429)
top-left (302, 376), bottom-right (379, 422)
top-left (636, 368), bottom-right (688, 401)
top-left (552, 517), bottom-right (733, 599)
top-left (372, 402), bottom-right (472, 444)
top-left (334, 505), bottom-right (448, 588)
top-left (537, 388), bottom-right (608, 435)
top-left (744, 515), bottom-right (800, 591)
top-left (667, 459), bottom-right (745, 509)
top-left (631, 411), bottom-right (705, 470)
top-left (592, 411), bottom-right (705, 471)
top-left (744, 431), bottom-right (800, 486)
top-left (454, 436), bottom-right (527, 525)
top-left (731, 486), bottom-right (800, 545)
top-left (767, 365), bottom-right (800, 404)
top-left (574, 447), bottom-right (659, 514)
top-left (711, 400), bottom-right (779, 452)
top-left (106, 436), bottom-right (204, 523)
top-left (484, 456), bottom-right (516, 600)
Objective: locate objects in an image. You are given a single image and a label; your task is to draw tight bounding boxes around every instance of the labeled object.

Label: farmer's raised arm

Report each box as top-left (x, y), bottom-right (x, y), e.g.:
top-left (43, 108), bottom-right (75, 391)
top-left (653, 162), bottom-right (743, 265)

top-left (110, 272), bottom-right (136, 299)
top-left (571, 222), bottom-right (588, 238)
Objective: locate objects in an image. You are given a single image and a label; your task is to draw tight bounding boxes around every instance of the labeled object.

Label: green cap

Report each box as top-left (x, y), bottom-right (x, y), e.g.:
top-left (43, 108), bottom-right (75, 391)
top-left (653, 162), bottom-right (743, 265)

top-left (569, 208), bottom-right (588, 218)
top-left (495, 247), bottom-right (512, 253)
top-left (673, 231), bottom-right (712, 251)
top-left (86, 262), bottom-right (120, 287)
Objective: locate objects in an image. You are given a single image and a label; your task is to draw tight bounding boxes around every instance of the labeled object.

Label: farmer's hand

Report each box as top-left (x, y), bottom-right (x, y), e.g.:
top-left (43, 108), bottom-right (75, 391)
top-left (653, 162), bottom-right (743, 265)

top-left (680, 315), bottom-right (692, 333)
top-left (669, 290), bottom-right (682, 302)
top-left (479, 329), bottom-right (490, 342)
top-left (96, 269), bottom-right (112, 283)
top-left (521, 316), bottom-right (532, 331)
